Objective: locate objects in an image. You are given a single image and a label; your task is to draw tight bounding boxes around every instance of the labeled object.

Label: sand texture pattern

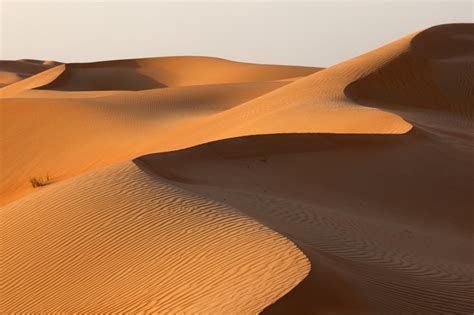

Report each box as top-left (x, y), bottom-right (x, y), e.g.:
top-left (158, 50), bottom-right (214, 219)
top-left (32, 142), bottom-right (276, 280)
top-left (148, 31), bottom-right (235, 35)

top-left (1, 24), bottom-right (473, 314)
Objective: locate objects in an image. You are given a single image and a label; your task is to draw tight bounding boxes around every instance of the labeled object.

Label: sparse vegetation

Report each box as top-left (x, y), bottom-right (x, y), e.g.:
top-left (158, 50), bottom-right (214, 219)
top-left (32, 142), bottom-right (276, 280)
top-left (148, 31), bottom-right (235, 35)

top-left (30, 175), bottom-right (51, 188)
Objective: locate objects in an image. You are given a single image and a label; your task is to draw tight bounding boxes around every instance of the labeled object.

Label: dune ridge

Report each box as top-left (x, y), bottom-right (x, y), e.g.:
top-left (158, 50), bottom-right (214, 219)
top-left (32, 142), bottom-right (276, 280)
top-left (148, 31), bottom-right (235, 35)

top-left (346, 23), bottom-right (474, 118)
top-left (0, 35), bottom-right (419, 204)
top-left (0, 64), bottom-right (65, 98)
top-left (0, 79), bottom-right (298, 205)
top-left (2, 161), bottom-right (309, 313)
top-left (140, 130), bottom-right (473, 314)
top-left (39, 56), bottom-right (321, 91)
top-left (1, 24), bottom-right (473, 313)
top-left (0, 59), bottom-right (61, 86)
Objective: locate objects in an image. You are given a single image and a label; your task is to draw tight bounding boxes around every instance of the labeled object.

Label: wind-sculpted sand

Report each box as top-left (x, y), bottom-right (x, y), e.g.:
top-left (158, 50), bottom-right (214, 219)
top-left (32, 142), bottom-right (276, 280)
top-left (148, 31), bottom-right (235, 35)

top-left (141, 131), bottom-right (473, 314)
top-left (2, 162), bottom-right (309, 313)
top-left (1, 24), bottom-right (473, 314)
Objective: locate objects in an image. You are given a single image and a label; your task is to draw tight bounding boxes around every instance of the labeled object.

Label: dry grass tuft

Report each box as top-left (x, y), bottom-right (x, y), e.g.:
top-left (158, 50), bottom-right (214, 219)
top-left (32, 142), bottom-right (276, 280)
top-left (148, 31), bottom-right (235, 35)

top-left (30, 175), bottom-right (51, 188)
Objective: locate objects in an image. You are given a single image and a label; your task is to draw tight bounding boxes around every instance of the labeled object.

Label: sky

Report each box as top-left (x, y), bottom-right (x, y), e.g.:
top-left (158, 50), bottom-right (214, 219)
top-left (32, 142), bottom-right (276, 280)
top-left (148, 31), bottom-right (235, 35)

top-left (0, 0), bottom-right (472, 67)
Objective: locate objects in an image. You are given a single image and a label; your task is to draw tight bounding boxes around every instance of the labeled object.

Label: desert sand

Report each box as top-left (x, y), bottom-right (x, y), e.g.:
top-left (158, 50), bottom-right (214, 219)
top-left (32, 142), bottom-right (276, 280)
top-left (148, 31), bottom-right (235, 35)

top-left (1, 24), bottom-right (473, 314)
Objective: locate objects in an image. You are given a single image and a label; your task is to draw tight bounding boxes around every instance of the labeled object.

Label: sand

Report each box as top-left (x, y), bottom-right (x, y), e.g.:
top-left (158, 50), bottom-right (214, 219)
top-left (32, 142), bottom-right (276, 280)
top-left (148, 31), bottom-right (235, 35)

top-left (1, 23), bottom-right (473, 313)
top-left (0, 59), bottom-right (61, 86)
top-left (2, 162), bottom-right (308, 313)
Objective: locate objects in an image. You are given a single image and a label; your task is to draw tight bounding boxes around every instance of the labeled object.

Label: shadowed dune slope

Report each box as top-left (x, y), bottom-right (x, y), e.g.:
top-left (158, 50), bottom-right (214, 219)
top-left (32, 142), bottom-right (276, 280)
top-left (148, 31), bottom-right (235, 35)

top-left (346, 23), bottom-right (474, 118)
top-left (2, 27), bottom-right (428, 205)
top-left (0, 64), bottom-right (65, 98)
top-left (139, 128), bottom-right (473, 314)
top-left (1, 161), bottom-right (309, 313)
top-left (0, 59), bottom-right (61, 86)
top-left (1, 24), bottom-right (473, 314)
top-left (39, 56), bottom-right (321, 91)
top-left (134, 24), bottom-right (472, 313)
top-left (201, 24), bottom-right (473, 140)
top-left (0, 80), bottom-right (292, 205)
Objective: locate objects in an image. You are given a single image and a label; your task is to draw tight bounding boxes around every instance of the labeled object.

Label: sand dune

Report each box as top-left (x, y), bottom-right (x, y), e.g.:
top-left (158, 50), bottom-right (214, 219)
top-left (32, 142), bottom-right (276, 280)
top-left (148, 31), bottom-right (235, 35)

top-left (1, 24), bottom-right (473, 313)
top-left (0, 32), bottom-right (417, 204)
top-left (2, 161), bottom-right (309, 313)
top-left (0, 80), bottom-right (296, 205)
top-left (346, 24), bottom-right (474, 118)
top-left (141, 130), bottom-right (473, 314)
top-left (0, 64), bottom-right (65, 98)
top-left (39, 56), bottom-right (321, 91)
top-left (0, 59), bottom-right (60, 86)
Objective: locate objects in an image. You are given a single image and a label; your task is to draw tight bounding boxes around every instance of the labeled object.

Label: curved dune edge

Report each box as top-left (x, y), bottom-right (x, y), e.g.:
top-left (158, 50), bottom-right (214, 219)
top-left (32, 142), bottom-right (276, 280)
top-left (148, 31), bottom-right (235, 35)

top-left (39, 56), bottom-right (322, 91)
top-left (1, 161), bottom-right (310, 314)
top-left (138, 129), bottom-right (473, 314)
top-left (0, 80), bottom-right (297, 205)
top-left (345, 23), bottom-right (474, 118)
top-left (1, 23), bottom-right (472, 313)
top-left (0, 32), bottom-right (418, 205)
top-left (0, 59), bottom-right (61, 86)
top-left (0, 64), bottom-right (65, 98)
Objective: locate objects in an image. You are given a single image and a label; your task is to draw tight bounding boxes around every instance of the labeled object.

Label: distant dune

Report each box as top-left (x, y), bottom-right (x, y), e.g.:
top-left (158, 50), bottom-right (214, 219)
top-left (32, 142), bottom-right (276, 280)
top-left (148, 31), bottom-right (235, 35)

top-left (1, 24), bottom-right (473, 314)
top-left (0, 59), bottom-right (61, 87)
top-left (39, 56), bottom-right (321, 91)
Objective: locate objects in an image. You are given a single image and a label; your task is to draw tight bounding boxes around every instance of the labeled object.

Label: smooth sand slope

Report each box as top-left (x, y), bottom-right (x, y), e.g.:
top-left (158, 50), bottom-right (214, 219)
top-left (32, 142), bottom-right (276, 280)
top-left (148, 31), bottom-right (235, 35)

top-left (39, 56), bottom-right (320, 91)
top-left (346, 24), bottom-right (473, 118)
top-left (1, 44), bottom-right (412, 205)
top-left (1, 24), bottom-right (473, 313)
top-left (0, 80), bottom-right (300, 205)
top-left (141, 130), bottom-right (473, 314)
top-left (2, 161), bottom-right (309, 313)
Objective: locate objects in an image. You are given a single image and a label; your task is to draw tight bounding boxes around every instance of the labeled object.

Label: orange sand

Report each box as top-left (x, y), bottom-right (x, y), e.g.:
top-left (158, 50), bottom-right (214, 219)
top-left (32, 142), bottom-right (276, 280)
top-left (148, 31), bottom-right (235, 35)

top-left (1, 24), bottom-right (473, 313)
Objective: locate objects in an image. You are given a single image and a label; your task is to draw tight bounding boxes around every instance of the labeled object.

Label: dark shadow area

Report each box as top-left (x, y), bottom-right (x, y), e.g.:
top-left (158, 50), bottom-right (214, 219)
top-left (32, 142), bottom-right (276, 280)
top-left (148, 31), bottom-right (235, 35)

top-left (344, 24), bottom-right (473, 119)
top-left (0, 60), bottom-right (57, 80)
top-left (134, 130), bottom-right (473, 314)
top-left (38, 60), bottom-right (167, 91)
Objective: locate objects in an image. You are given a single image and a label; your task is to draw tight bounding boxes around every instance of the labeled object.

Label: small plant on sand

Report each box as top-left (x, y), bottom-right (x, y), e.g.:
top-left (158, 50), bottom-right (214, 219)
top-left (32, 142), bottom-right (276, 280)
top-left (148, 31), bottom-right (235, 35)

top-left (29, 175), bottom-right (51, 188)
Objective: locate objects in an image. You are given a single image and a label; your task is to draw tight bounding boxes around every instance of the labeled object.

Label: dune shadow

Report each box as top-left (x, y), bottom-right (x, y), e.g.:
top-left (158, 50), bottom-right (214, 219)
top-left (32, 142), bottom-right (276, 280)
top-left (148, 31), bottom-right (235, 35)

top-left (344, 24), bottom-right (474, 119)
top-left (134, 130), bottom-right (473, 314)
top-left (38, 60), bottom-right (167, 91)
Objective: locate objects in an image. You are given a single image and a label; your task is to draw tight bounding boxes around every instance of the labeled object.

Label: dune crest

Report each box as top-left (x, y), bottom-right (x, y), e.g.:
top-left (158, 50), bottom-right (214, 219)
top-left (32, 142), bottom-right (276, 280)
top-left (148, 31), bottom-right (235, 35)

top-left (1, 161), bottom-right (309, 313)
top-left (0, 64), bottom-right (65, 98)
top-left (39, 56), bottom-right (321, 91)
top-left (346, 23), bottom-right (474, 118)
top-left (140, 130), bottom-right (473, 314)
top-left (0, 59), bottom-right (61, 86)
top-left (1, 24), bottom-right (473, 314)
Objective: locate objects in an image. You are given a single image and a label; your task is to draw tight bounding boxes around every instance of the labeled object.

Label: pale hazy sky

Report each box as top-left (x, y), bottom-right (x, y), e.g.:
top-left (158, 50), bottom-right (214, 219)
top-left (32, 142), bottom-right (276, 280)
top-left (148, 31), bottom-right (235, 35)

top-left (1, 1), bottom-right (472, 67)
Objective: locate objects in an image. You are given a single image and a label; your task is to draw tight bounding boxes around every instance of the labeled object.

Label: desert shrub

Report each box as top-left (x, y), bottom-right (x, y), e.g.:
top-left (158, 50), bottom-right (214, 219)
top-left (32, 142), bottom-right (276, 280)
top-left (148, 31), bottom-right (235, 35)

top-left (30, 175), bottom-right (51, 188)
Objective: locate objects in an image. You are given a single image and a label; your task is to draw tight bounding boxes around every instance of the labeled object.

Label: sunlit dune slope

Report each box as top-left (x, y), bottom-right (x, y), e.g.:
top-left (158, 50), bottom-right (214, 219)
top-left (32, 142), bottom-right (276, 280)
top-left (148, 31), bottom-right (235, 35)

top-left (140, 128), bottom-right (473, 314)
top-left (1, 23), bottom-right (473, 314)
top-left (39, 56), bottom-right (321, 91)
top-left (0, 59), bottom-right (61, 86)
top-left (199, 24), bottom-right (472, 138)
top-left (0, 64), bottom-right (65, 98)
top-left (0, 80), bottom-right (292, 205)
top-left (1, 161), bottom-right (309, 313)
top-left (346, 23), bottom-right (474, 118)
top-left (0, 23), bottom-right (435, 204)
